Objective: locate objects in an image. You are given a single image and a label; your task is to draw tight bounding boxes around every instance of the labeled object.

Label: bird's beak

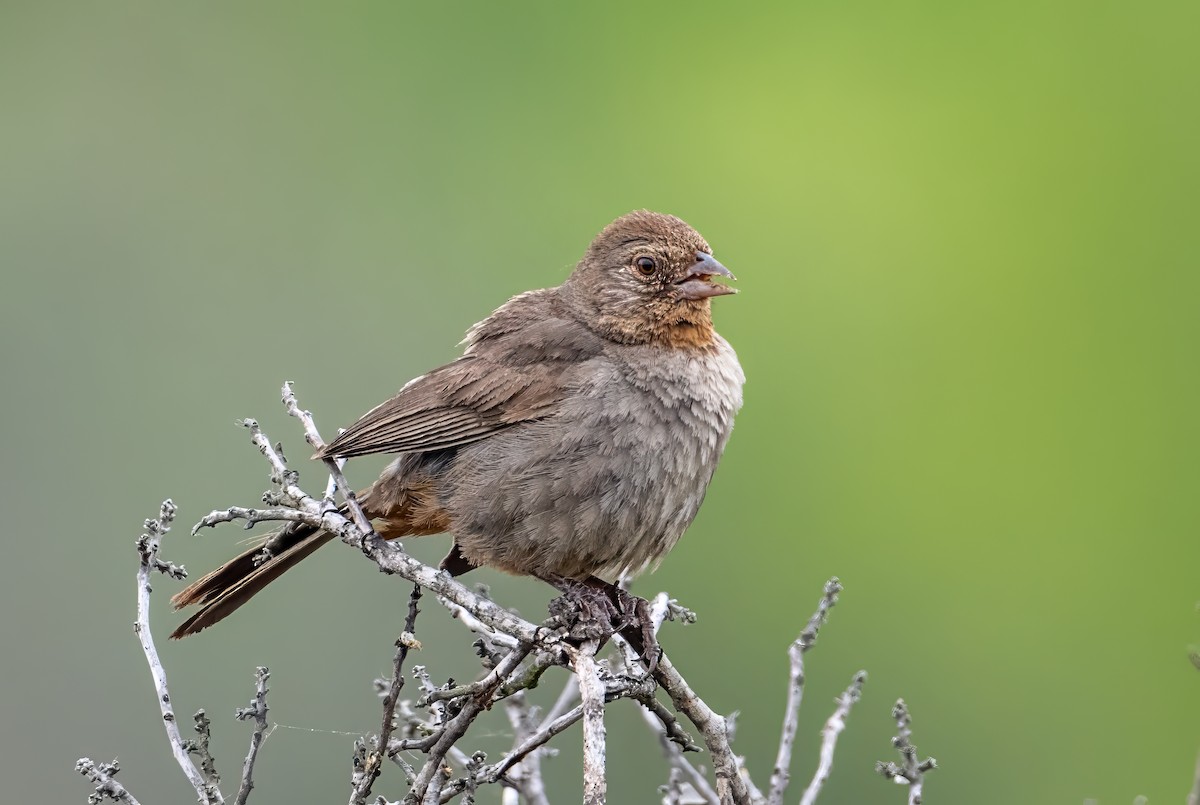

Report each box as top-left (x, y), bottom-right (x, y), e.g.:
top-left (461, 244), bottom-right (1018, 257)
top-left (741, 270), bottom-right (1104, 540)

top-left (676, 252), bottom-right (738, 300)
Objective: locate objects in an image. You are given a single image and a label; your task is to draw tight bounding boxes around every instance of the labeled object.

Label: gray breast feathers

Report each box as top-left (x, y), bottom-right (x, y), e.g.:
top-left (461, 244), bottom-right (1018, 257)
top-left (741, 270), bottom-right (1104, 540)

top-left (444, 336), bottom-right (743, 581)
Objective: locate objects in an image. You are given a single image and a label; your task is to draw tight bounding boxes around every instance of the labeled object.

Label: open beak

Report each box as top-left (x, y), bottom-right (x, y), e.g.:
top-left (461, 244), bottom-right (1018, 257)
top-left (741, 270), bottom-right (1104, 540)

top-left (676, 252), bottom-right (737, 300)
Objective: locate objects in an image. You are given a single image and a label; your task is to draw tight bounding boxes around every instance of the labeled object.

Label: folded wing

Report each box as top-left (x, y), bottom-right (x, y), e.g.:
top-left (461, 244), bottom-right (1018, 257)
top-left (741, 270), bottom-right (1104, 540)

top-left (317, 298), bottom-right (602, 459)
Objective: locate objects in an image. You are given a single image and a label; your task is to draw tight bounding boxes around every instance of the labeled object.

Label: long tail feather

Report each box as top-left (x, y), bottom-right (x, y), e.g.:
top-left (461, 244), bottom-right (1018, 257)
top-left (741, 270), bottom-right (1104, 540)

top-left (170, 525), bottom-right (334, 638)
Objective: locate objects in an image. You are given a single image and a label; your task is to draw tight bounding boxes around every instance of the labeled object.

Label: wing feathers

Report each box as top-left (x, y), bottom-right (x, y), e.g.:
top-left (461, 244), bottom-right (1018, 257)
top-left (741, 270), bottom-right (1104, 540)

top-left (317, 294), bottom-right (601, 460)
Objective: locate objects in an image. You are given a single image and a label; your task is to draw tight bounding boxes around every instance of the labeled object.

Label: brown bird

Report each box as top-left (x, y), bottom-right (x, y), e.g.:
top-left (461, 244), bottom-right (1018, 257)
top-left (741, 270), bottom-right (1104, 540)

top-left (171, 211), bottom-right (744, 639)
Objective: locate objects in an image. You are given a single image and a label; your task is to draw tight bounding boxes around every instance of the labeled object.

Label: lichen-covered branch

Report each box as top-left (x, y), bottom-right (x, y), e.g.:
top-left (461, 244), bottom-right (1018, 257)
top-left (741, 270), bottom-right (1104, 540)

top-left (76, 759), bottom-right (142, 805)
top-left (876, 699), bottom-right (937, 805)
top-left (233, 667), bottom-right (271, 805)
top-left (576, 638), bottom-right (607, 804)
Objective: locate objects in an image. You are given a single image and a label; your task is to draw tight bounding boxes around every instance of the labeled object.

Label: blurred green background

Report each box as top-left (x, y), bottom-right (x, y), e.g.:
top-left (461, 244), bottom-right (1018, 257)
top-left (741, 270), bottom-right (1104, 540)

top-left (2, 2), bottom-right (1196, 802)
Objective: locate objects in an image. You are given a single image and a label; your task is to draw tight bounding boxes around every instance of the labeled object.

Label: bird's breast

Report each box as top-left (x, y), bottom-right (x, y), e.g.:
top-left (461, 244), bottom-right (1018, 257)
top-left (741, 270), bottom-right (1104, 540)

top-left (444, 336), bottom-right (744, 581)
top-left (577, 337), bottom-right (745, 576)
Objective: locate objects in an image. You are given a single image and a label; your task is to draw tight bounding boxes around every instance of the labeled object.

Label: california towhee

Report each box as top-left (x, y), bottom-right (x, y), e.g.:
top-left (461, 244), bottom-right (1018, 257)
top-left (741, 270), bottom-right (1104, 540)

top-left (171, 210), bottom-right (744, 640)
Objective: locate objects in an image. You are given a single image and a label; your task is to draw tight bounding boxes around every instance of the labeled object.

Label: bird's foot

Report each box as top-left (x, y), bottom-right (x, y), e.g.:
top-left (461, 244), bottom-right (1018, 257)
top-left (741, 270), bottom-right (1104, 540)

top-left (545, 576), bottom-right (661, 671)
top-left (547, 577), bottom-right (619, 642)
top-left (625, 594), bottom-right (662, 673)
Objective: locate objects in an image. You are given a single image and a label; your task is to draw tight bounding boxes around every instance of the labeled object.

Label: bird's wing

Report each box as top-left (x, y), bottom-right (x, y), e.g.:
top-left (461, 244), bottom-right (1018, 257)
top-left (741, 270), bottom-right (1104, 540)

top-left (316, 304), bottom-right (602, 459)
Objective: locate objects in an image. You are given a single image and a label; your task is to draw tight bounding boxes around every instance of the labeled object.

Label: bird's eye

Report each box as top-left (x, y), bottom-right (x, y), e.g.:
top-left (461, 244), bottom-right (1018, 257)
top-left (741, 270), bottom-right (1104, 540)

top-left (634, 256), bottom-right (657, 277)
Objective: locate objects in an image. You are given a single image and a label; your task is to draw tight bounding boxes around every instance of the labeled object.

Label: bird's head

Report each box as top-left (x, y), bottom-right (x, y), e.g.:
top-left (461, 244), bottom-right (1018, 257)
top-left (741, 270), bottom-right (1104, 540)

top-left (564, 210), bottom-right (736, 349)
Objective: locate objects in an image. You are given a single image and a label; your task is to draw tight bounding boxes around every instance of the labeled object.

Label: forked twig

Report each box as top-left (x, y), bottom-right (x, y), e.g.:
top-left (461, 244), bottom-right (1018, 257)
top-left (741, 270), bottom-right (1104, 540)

top-left (876, 699), bottom-right (937, 805)
top-left (766, 577), bottom-right (842, 805)
top-left (134, 501), bottom-right (224, 805)
top-left (233, 667), bottom-right (272, 805)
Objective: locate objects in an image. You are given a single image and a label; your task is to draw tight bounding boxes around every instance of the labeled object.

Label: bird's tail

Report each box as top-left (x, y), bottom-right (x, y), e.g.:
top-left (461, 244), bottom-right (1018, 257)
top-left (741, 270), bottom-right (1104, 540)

top-left (169, 523), bottom-right (335, 638)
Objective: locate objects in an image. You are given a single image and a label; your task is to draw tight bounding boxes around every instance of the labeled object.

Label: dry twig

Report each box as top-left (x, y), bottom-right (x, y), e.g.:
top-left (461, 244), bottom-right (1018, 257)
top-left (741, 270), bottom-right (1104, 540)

top-left (233, 667), bottom-right (271, 805)
top-left (766, 577), bottom-right (842, 805)
top-left (576, 639), bottom-right (607, 804)
top-left (134, 500), bottom-right (224, 805)
top-left (876, 699), bottom-right (937, 805)
top-left (76, 759), bottom-right (142, 805)
top-left (797, 671), bottom-right (866, 805)
top-left (352, 584), bottom-right (423, 804)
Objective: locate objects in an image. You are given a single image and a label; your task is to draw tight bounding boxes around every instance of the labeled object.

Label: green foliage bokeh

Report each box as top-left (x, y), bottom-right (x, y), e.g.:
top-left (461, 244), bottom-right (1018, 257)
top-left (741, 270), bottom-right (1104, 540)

top-left (1, 2), bottom-right (1196, 803)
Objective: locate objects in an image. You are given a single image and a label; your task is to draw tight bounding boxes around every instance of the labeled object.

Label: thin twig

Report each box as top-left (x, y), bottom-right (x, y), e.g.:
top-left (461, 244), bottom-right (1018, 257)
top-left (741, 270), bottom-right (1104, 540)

top-left (876, 699), bottom-right (937, 805)
top-left (539, 673), bottom-right (581, 729)
top-left (402, 645), bottom-right (532, 804)
top-left (500, 691), bottom-right (552, 805)
top-left (233, 666), bottom-right (271, 805)
top-left (282, 381), bottom-right (374, 536)
top-left (647, 651), bottom-right (759, 805)
top-left (352, 583), bottom-right (423, 804)
top-left (797, 671), bottom-right (866, 805)
top-left (135, 500), bottom-right (225, 805)
top-left (184, 709), bottom-right (220, 788)
top-left (766, 577), bottom-right (842, 805)
top-left (661, 766), bottom-right (685, 805)
top-left (481, 703), bottom-right (585, 784)
top-left (76, 759), bottom-right (143, 805)
top-left (616, 595), bottom-right (713, 803)
top-left (634, 693), bottom-right (703, 753)
top-left (630, 688), bottom-right (715, 803)
top-left (440, 596), bottom-right (521, 650)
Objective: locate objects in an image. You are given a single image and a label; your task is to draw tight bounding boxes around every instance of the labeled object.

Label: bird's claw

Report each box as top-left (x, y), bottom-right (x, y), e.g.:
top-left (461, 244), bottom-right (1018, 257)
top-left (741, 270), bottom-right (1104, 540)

top-left (545, 577), bottom-right (661, 669)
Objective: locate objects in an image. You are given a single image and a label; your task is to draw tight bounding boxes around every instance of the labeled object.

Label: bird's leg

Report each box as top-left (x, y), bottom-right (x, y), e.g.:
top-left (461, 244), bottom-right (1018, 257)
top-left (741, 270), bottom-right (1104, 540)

top-left (545, 575), bottom-right (620, 643)
top-left (584, 578), bottom-right (662, 673)
top-left (544, 576), bottom-right (661, 671)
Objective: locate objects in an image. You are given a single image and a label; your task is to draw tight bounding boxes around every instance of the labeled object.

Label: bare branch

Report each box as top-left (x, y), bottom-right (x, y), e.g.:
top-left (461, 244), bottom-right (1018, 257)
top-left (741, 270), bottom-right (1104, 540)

top-left (500, 691), bottom-right (552, 805)
top-left (576, 639), bottom-right (607, 804)
top-left (766, 577), bottom-right (842, 805)
top-left (183, 709), bottom-right (220, 789)
top-left (632, 687), bottom-right (716, 804)
top-left (876, 699), bottom-right (937, 805)
top-left (616, 595), bottom-right (714, 803)
top-left (402, 645), bottom-right (532, 804)
top-left (353, 584), bottom-right (423, 804)
top-left (491, 701), bottom-right (585, 781)
top-left (540, 673), bottom-right (581, 728)
top-left (647, 652), bottom-right (761, 805)
top-left (440, 595), bottom-right (521, 651)
top-left (422, 763), bottom-right (451, 805)
top-left (634, 693), bottom-right (703, 754)
top-left (283, 381), bottom-right (375, 537)
top-left (233, 666), bottom-right (271, 805)
top-left (134, 500), bottom-right (225, 805)
top-left (797, 671), bottom-right (866, 805)
top-left (76, 759), bottom-right (143, 805)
